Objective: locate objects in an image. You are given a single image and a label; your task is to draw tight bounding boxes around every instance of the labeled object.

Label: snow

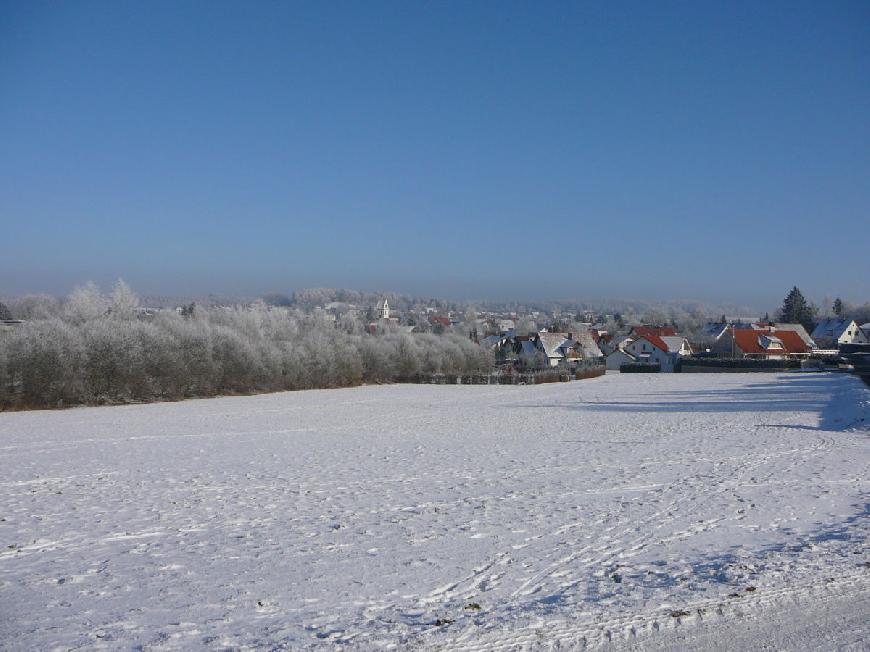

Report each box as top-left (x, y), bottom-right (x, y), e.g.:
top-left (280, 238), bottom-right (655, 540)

top-left (1, 372), bottom-right (869, 650)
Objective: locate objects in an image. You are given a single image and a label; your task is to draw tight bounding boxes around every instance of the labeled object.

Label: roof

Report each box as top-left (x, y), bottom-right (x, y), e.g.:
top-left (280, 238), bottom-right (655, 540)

top-left (429, 316), bottom-right (451, 328)
top-left (480, 335), bottom-right (504, 349)
top-left (638, 335), bottom-right (682, 354)
top-left (658, 336), bottom-right (691, 353)
top-left (631, 326), bottom-right (677, 338)
top-left (519, 340), bottom-right (538, 356)
top-left (754, 323), bottom-right (815, 346)
top-left (702, 323), bottom-right (728, 337)
top-left (537, 332), bottom-right (571, 359)
top-left (537, 331), bottom-right (603, 360)
top-left (572, 330), bottom-right (604, 358)
top-left (811, 318), bottom-right (855, 340)
top-left (606, 349), bottom-right (637, 361)
top-left (733, 327), bottom-right (810, 355)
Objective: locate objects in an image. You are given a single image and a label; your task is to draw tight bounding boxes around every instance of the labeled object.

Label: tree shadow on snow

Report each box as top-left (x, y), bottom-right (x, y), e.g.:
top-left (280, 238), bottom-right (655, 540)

top-left (519, 374), bottom-right (868, 433)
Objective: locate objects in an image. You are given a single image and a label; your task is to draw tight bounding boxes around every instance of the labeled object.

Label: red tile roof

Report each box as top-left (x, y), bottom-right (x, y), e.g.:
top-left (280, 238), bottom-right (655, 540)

top-left (642, 335), bottom-right (669, 352)
top-left (632, 326), bottom-right (677, 338)
top-left (732, 327), bottom-right (810, 355)
top-left (429, 316), bottom-right (451, 328)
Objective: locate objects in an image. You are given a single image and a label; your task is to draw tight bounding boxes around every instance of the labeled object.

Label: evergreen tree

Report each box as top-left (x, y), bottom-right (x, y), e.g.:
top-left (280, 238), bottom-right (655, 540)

top-left (833, 297), bottom-right (843, 317)
top-left (0, 301), bottom-right (11, 320)
top-left (777, 286), bottom-right (817, 331)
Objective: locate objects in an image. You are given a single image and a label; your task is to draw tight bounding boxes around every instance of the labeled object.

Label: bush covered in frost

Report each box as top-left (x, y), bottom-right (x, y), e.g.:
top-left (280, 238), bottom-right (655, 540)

top-left (0, 282), bottom-right (493, 409)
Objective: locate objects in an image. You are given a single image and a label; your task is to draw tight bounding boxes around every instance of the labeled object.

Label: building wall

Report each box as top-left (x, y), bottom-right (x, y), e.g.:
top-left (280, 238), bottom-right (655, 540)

top-left (606, 350), bottom-right (634, 370)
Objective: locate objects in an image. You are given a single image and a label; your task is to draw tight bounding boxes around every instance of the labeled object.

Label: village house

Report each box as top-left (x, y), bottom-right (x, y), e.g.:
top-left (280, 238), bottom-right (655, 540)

top-left (711, 325), bottom-right (812, 359)
top-left (532, 331), bottom-right (603, 368)
top-left (701, 322), bottom-right (730, 341)
top-left (599, 333), bottom-right (633, 355)
top-left (628, 325), bottom-right (677, 339)
top-left (605, 348), bottom-right (639, 370)
top-left (428, 315), bottom-right (452, 331)
top-left (573, 330), bottom-right (605, 361)
top-left (810, 318), bottom-right (868, 349)
top-left (623, 335), bottom-right (692, 372)
top-left (479, 334), bottom-right (515, 364)
top-left (752, 322), bottom-right (815, 348)
top-left (600, 325), bottom-right (683, 359)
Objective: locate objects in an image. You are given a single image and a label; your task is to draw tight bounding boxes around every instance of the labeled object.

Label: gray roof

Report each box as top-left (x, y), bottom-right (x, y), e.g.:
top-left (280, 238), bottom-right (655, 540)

top-left (572, 330), bottom-right (604, 359)
top-left (702, 323), bottom-right (728, 337)
top-left (658, 336), bottom-right (691, 353)
top-left (537, 330), bottom-right (603, 360)
top-left (811, 318), bottom-right (855, 340)
top-left (537, 332), bottom-right (570, 359)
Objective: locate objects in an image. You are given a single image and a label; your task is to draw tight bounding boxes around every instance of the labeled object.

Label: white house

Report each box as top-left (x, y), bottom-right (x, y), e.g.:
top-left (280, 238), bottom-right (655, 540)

top-left (810, 319), bottom-right (867, 349)
top-left (625, 335), bottom-right (692, 372)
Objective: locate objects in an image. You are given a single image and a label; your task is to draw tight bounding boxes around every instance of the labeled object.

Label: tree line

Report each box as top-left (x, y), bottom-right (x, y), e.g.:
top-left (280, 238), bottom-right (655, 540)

top-left (774, 287), bottom-right (870, 331)
top-left (0, 282), bottom-right (492, 410)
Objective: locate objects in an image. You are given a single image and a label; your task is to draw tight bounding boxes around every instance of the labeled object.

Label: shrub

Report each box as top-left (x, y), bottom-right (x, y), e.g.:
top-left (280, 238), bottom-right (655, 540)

top-left (0, 282), bottom-right (496, 409)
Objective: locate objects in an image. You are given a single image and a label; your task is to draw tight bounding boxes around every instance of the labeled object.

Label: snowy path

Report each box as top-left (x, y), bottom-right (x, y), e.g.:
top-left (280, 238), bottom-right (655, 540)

top-left (1, 372), bottom-right (868, 650)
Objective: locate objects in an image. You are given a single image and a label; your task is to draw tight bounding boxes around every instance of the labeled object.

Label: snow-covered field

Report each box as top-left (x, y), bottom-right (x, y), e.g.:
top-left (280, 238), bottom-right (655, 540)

top-left (1, 372), bottom-right (869, 650)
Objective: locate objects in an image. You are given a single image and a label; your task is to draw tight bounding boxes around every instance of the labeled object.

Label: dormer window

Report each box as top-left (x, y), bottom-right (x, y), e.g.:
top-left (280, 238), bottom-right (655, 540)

top-left (760, 335), bottom-right (783, 350)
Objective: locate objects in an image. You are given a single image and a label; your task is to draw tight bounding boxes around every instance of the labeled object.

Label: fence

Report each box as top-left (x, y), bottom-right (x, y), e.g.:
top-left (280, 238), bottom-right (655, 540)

top-left (680, 357), bottom-right (802, 372)
top-left (399, 364), bottom-right (605, 386)
top-left (619, 363), bottom-right (661, 373)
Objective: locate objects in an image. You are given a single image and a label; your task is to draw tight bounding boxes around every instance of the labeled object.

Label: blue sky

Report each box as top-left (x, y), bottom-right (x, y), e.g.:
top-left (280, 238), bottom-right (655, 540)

top-left (1, 1), bottom-right (868, 308)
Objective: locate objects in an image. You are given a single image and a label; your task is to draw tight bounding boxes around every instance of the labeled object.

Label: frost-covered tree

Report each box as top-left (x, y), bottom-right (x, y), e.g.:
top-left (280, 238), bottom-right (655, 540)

top-left (514, 317), bottom-right (537, 336)
top-left (66, 283), bottom-right (109, 323)
top-left (519, 347), bottom-right (547, 371)
top-left (110, 279), bottom-right (140, 320)
top-left (0, 281), bottom-right (496, 408)
top-left (12, 294), bottom-right (62, 320)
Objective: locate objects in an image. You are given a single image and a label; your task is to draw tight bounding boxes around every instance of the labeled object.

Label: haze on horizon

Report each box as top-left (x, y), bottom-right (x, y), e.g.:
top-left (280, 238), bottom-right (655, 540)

top-left (2, 2), bottom-right (869, 309)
